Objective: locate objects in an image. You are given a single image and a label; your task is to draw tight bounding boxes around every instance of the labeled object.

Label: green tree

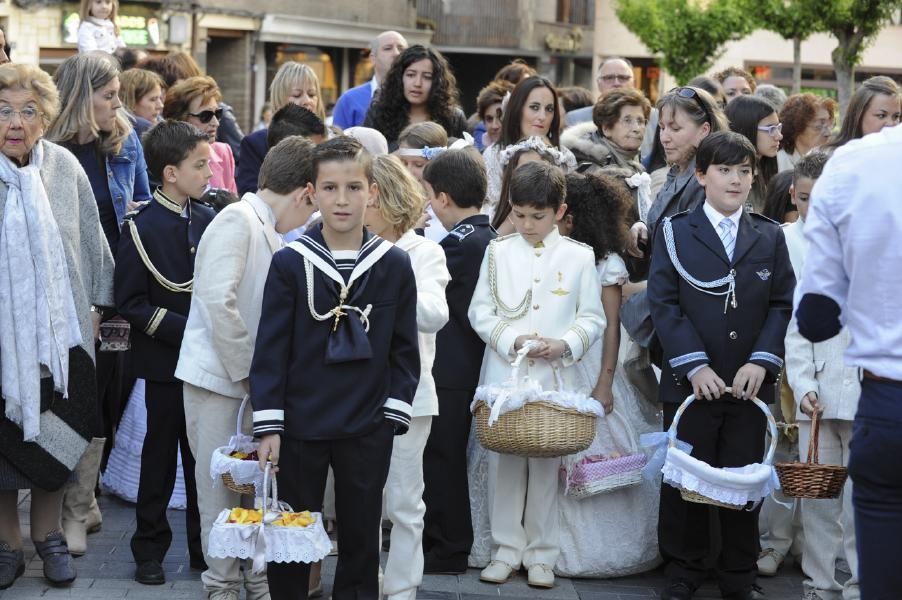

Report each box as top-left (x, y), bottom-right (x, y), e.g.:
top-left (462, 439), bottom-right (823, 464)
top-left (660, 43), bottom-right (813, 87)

top-left (817, 0), bottom-right (902, 112)
top-left (746, 0), bottom-right (824, 94)
top-left (615, 0), bottom-right (756, 85)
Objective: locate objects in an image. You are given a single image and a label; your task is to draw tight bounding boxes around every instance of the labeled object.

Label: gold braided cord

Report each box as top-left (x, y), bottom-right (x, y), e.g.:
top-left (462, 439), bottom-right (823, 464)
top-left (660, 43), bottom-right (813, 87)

top-left (488, 242), bottom-right (530, 320)
top-left (126, 220), bottom-right (193, 293)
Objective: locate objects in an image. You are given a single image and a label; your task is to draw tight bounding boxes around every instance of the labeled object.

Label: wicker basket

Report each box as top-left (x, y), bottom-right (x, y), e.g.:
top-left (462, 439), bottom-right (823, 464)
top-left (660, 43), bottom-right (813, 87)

top-left (210, 395), bottom-right (261, 496)
top-left (474, 400), bottom-right (596, 458)
top-left (666, 389), bottom-right (778, 511)
top-left (775, 411), bottom-right (848, 499)
top-left (221, 473), bottom-right (256, 496)
top-left (562, 407), bottom-right (646, 498)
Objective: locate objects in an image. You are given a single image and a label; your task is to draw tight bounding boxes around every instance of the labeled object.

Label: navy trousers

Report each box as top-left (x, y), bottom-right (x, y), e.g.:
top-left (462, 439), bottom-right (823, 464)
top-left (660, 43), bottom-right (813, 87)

top-left (849, 378), bottom-right (902, 600)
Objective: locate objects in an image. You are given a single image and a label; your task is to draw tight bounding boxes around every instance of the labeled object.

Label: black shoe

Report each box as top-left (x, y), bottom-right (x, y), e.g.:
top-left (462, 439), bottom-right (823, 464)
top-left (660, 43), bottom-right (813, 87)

top-left (135, 560), bottom-right (165, 585)
top-left (33, 533), bottom-right (76, 586)
top-left (661, 580), bottom-right (694, 600)
top-left (190, 556), bottom-right (208, 571)
top-left (0, 545), bottom-right (25, 590)
top-left (423, 553), bottom-right (467, 575)
top-left (723, 584), bottom-right (767, 600)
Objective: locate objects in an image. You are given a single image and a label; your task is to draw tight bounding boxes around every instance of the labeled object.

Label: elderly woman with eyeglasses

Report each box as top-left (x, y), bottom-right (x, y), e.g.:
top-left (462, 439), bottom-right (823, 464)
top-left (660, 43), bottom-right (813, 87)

top-left (162, 76), bottom-right (237, 195)
top-left (0, 63), bottom-right (114, 590)
top-left (777, 93), bottom-right (838, 171)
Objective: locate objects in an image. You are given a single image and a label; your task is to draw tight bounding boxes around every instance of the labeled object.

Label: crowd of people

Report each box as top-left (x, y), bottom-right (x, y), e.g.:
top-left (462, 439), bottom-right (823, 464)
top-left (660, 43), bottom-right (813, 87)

top-left (0, 1), bottom-right (901, 598)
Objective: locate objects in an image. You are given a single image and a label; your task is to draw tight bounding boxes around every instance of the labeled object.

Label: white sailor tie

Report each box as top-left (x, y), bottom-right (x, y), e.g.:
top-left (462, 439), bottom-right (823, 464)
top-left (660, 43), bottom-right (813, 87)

top-left (718, 218), bottom-right (735, 262)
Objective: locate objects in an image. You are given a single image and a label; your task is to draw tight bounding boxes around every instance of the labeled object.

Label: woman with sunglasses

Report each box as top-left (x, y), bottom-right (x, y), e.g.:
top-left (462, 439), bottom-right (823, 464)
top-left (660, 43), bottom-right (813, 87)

top-left (163, 76), bottom-right (237, 194)
top-left (725, 95), bottom-right (783, 214)
top-left (630, 86), bottom-right (728, 259)
top-left (777, 93), bottom-right (838, 171)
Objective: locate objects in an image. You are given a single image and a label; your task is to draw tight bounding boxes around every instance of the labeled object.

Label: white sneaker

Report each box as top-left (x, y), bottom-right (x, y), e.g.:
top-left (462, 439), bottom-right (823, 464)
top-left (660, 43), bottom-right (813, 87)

top-left (757, 547), bottom-right (784, 576)
top-left (527, 564), bottom-right (555, 588)
top-left (480, 560), bottom-right (513, 584)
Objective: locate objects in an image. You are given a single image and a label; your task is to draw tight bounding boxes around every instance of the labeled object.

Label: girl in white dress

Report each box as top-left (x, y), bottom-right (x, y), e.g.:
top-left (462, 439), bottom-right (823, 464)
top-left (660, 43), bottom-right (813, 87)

top-left (467, 171), bottom-right (661, 577)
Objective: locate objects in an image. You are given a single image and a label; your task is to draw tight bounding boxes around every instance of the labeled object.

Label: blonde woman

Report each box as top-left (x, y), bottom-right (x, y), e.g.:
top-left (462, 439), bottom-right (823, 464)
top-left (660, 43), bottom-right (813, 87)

top-left (238, 61), bottom-right (327, 195)
top-left (118, 68), bottom-right (165, 138)
top-left (0, 62), bottom-right (114, 590)
top-left (365, 155), bottom-right (450, 600)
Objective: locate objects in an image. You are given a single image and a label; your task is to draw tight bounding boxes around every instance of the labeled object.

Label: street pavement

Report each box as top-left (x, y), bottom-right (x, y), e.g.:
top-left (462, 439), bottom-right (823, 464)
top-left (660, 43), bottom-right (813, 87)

top-left (5, 491), bottom-right (807, 599)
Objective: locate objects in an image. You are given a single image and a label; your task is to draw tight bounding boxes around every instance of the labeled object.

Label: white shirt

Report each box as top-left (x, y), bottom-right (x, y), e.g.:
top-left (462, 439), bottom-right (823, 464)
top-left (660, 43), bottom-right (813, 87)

top-left (796, 124), bottom-right (902, 380)
top-left (702, 201), bottom-right (742, 232)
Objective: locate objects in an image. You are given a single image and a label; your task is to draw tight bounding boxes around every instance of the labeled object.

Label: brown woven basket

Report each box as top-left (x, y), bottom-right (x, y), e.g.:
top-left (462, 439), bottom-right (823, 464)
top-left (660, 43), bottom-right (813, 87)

top-left (473, 400), bottom-right (596, 458)
top-left (776, 411), bottom-right (848, 499)
top-left (221, 472), bottom-right (256, 496)
top-left (679, 489), bottom-right (746, 511)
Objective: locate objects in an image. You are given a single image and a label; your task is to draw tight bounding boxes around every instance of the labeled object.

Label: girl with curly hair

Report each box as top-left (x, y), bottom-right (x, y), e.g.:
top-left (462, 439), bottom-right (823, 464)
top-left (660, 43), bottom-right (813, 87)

top-left (364, 45), bottom-right (467, 151)
top-left (714, 66), bottom-right (756, 104)
top-left (777, 93), bottom-right (837, 170)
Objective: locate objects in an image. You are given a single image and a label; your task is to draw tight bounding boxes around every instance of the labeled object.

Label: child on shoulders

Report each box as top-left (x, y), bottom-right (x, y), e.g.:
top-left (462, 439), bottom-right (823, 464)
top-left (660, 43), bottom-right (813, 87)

top-left (78, 0), bottom-right (126, 54)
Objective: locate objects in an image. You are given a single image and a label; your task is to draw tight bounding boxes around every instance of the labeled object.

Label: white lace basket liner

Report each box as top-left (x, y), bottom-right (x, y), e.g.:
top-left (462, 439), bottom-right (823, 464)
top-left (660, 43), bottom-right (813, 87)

top-left (662, 390), bottom-right (780, 509)
top-left (209, 395), bottom-right (264, 494)
top-left (470, 342), bottom-right (605, 423)
top-left (562, 406), bottom-right (646, 499)
top-left (208, 463), bottom-right (332, 572)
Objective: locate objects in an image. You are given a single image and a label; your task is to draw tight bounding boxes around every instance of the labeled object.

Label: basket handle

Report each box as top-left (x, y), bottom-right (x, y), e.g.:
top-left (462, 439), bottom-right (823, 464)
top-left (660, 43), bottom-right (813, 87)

top-left (805, 410), bottom-right (821, 465)
top-left (237, 394), bottom-right (250, 437)
top-left (669, 387), bottom-right (778, 465)
top-left (603, 406), bottom-right (640, 455)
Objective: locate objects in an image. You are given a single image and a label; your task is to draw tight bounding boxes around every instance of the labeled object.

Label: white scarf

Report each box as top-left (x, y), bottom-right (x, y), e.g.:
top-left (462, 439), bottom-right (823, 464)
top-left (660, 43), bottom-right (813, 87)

top-left (0, 140), bottom-right (82, 441)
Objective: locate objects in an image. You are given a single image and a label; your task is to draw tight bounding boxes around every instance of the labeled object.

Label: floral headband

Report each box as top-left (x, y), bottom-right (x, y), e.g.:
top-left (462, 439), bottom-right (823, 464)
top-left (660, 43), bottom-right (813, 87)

top-left (397, 132), bottom-right (475, 160)
top-left (498, 136), bottom-right (576, 170)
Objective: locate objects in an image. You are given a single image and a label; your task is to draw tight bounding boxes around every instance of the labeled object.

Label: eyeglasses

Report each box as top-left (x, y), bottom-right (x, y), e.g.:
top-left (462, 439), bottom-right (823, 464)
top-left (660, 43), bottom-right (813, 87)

top-left (809, 118), bottom-right (833, 133)
top-left (187, 108), bottom-right (223, 124)
top-left (598, 74), bottom-right (633, 83)
top-left (0, 106), bottom-right (41, 123)
top-left (618, 116), bottom-right (647, 128)
top-left (756, 123), bottom-right (783, 136)
top-left (672, 87), bottom-right (713, 127)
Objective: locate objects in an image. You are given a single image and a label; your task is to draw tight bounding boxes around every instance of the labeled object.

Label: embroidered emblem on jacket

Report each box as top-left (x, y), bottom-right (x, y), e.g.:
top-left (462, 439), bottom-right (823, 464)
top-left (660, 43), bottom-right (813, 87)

top-left (756, 269), bottom-right (771, 281)
top-left (551, 271), bottom-right (570, 296)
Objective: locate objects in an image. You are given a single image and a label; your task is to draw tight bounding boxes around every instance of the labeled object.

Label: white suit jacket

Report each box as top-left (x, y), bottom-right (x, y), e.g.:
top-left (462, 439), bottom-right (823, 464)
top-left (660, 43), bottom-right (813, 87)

top-left (395, 230), bottom-right (450, 417)
top-left (782, 220), bottom-right (859, 421)
top-left (469, 228), bottom-right (606, 393)
top-left (176, 193), bottom-right (284, 398)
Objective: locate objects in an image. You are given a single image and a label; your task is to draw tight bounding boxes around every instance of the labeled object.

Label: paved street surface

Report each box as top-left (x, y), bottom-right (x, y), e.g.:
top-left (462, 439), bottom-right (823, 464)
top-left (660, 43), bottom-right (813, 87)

top-left (6, 491), bottom-right (806, 599)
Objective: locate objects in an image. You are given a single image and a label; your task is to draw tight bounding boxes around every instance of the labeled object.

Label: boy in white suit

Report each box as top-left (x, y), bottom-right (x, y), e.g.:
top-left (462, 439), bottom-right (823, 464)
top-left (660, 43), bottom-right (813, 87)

top-left (176, 136), bottom-right (317, 600)
top-left (783, 152), bottom-right (860, 600)
top-left (469, 161), bottom-right (605, 589)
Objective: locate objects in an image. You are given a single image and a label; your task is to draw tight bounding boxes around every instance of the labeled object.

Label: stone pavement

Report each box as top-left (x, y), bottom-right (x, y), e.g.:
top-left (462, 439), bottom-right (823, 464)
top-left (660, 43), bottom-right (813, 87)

top-left (5, 491), bottom-right (806, 600)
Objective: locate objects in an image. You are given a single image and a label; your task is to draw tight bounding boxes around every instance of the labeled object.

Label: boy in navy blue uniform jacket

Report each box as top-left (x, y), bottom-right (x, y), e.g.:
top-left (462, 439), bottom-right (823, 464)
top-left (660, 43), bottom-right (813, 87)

top-left (420, 149), bottom-right (496, 573)
top-left (648, 132), bottom-right (795, 600)
top-left (115, 121), bottom-right (216, 585)
top-left (251, 137), bottom-right (420, 600)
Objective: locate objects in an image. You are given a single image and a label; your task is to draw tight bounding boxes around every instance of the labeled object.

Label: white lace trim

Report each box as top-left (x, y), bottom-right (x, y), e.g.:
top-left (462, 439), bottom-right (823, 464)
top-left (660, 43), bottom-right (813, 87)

top-left (662, 446), bottom-right (780, 506)
top-left (207, 509), bottom-right (332, 565)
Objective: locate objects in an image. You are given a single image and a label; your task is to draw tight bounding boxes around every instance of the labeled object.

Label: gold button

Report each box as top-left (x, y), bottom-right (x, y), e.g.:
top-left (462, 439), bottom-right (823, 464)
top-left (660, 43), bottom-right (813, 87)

top-left (528, 359), bottom-right (535, 367)
top-left (534, 278), bottom-right (540, 283)
top-left (535, 252), bottom-right (542, 257)
top-left (533, 304), bottom-right (540, 310)
top-left (729, 331), bottom-right (738, 340)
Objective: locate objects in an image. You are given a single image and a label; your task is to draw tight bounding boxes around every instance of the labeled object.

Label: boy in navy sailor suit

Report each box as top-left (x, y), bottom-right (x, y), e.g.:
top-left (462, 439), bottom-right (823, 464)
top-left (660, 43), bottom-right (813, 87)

top-left (420, 150), bottom-right (496, 573)
top-left (251, 137), bottom-right (420, 600)
top-left (115, 121), bottom-right (216, 585)
top-left (648, 132), bottom-right (795, 600)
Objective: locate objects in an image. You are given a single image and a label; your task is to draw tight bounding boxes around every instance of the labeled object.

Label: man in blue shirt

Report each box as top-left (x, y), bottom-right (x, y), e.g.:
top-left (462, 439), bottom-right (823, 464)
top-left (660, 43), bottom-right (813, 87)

top-left (332, 30), bottom-right (408, 129)
top-left (795, 122), bottom-right (902, 600)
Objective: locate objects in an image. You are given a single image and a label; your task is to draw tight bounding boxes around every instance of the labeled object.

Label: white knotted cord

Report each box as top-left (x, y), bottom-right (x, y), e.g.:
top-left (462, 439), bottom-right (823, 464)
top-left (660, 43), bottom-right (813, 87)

top-left (662, 217), bottom-right (737, 314)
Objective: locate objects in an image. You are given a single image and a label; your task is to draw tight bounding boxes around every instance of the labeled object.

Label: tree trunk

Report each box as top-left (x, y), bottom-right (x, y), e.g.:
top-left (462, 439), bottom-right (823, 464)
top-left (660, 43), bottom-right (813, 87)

top-left (792, 36), bottom-right (802, 95)
top-left (832, 44), bottom-right (855, 117)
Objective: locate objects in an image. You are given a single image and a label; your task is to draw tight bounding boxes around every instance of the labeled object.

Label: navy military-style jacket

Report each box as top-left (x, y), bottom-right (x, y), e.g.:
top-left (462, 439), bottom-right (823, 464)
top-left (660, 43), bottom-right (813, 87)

top-left (250, 225), bottom-right (420, 441)
top-left (648, 203), bottom-right (795, 404)
top-left (432, 215), bottom-right (497, 391)
top-left (114, 189), bottom-right (216, 382)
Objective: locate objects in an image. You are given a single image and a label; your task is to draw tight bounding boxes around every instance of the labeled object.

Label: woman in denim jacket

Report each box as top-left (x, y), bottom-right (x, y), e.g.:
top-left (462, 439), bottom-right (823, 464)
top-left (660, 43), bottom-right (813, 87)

top-left (45, 53), bottom-right (152, 558)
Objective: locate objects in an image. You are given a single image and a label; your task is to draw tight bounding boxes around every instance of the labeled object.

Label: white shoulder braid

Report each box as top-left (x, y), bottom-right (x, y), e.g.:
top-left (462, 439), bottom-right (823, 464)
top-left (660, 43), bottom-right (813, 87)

top-left (662, 216), bottom-right (737, 314)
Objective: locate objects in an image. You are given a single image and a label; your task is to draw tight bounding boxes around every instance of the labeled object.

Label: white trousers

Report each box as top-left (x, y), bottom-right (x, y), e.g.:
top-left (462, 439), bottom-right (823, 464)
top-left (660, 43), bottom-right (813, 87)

top-left (183, 384), bottom-right (269, 599)
top-left (759, 436), bottom-right (804, 557)
top-left (488, 452), bottom-right (560, 569)
top-left (798, 419), bottom-right (859, 600)
top-left (383, 416), bottom-right (432, 600)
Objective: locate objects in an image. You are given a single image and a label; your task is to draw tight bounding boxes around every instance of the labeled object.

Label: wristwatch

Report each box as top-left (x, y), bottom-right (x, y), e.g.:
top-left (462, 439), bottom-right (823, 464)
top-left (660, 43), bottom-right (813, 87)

top-left (561, 342), bottom-right (573, 361)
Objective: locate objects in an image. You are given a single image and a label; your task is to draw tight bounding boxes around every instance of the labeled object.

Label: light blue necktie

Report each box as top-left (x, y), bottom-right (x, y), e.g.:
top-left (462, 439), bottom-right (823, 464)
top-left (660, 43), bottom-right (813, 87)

top-left (718, 218), bottom-right (735, 262)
